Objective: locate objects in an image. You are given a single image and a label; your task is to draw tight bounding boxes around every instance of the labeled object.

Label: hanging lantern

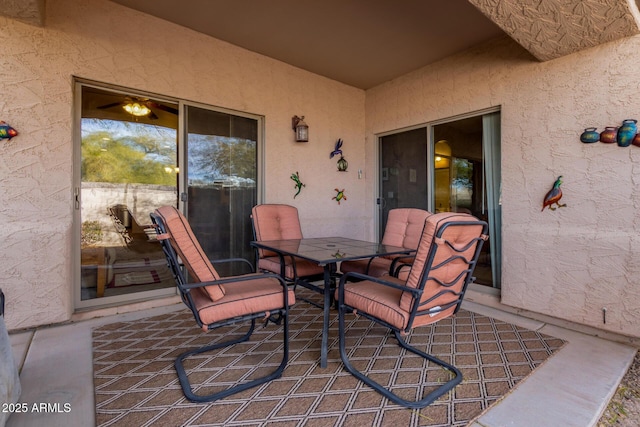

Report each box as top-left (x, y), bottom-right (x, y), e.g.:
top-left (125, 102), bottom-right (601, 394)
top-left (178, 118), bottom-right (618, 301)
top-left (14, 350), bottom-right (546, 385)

top-left (292, 115), bottom-right (309, 142)
top-left (337, 156), bottom-right (348, 172)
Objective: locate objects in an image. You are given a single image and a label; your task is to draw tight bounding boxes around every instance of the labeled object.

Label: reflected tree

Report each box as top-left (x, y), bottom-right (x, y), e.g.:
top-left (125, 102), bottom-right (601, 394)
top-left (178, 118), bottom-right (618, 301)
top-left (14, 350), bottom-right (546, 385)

top-left (188, 137), bottom-right (256, 181)
top-left (82, 130), bottom-right (176, 185)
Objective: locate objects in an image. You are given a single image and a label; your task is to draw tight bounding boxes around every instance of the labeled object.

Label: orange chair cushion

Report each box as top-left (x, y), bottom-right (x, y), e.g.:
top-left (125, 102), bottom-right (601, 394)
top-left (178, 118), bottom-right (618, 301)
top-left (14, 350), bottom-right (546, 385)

top-left (338, 277), bottom-right (462, 331)
top-left (258, 256), bottom-right (324, 280)
top-left (381, 208), bottom-right (430, 250)
top-left (337, 277), bottom-right (410, 330)
top-left (191, 275), bottom-right (296, 325)
top-left (154, 206), bottom-right (225, 302)
top-left (252, 205), bottom-right (304, 258)
top-left (400, 212), bottom-right (484, 316)
top-left (339, 257), bottom-right (392, 277)
top-left (339, 208), bottom-right (428, 278)
top-left (396, 264), bottom-right (411, 281)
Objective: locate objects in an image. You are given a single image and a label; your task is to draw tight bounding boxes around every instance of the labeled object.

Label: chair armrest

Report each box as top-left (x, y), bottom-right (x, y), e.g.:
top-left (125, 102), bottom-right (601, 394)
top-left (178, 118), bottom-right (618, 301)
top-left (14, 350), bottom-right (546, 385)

top-left (210, 258), bottom-right (255, 274)
top-left (338, 271), bottom-right (420, 298)
top-left (181, 273), bottom-right (292, 328)
top-left (182, 272), bottom-right (286, 291)
top-left (389, 256), bottom-right (414, 277)
top-left (392, 262), bottom-right (413, 278)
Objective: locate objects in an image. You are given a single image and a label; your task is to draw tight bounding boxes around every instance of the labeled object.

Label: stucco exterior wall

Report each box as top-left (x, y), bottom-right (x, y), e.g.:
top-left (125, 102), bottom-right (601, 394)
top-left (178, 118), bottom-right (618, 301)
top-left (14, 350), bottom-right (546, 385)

top-left (0, 0), bottom-right (365, 329)
top-left (365, 35), bottom-right (640, 338)
top-left (3, 0), bottom-right (639, 339)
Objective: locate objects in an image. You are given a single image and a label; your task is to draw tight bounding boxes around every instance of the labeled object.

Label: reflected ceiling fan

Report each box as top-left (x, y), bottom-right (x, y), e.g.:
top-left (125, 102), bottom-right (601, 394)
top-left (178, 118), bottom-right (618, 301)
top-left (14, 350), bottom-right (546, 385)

top-left (97, 96), bottom-right (178, 119)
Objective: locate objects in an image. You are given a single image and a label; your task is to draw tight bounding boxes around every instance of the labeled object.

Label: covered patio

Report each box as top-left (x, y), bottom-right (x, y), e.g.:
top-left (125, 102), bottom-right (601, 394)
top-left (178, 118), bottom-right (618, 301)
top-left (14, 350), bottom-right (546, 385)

top-left (3, 0), bottom-right (640, 426)
top-left (7, 290), bottom-right (636, 426)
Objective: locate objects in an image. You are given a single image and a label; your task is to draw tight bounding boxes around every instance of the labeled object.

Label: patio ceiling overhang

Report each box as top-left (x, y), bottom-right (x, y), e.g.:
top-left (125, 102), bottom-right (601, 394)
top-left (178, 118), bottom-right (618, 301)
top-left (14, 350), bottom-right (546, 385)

top-left (0, 0), bottom-right (44, 26)
top-left (2, 0), bottom-right (640, 88)
top-left (469, 0), bottom-right (640, 62)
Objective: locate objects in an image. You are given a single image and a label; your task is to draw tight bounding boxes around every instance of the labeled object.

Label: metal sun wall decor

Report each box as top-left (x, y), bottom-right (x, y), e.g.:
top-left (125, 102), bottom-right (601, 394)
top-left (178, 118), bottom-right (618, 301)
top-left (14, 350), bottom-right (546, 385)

top-left (542, 176), bottom-right (567, 212)
top-left (0, 121), bottom-right (18, 141)
top-left (580, 119), bottom-right (640, 147)
top-left (332, 188), bottom-right (347, 205)
top-left (330, 138), bottom-right (348, 172)
top-left (290, 171), bottom-right (305, 198)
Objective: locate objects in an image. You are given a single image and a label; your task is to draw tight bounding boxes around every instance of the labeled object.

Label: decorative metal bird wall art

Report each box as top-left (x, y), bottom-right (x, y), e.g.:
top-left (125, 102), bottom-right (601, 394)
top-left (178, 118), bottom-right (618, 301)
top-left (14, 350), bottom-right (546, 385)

top-left (330, 139), bottom-right (343, 158)
top-left (332, 188), bottom-right (347, 204)
top-left (290, 171), bottom-right (305, 198)
top-left (0, 121), bottom-right (18, 141)
top-left (330, 138), bottom-right (349, 171)
top-left (542, 176), bottom-right (567, 211)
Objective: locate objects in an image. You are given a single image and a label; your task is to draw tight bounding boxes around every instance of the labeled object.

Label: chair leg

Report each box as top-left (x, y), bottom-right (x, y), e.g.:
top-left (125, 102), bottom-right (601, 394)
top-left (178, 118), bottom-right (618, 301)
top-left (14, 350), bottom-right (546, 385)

top-left (338, 309), bottom-right (462, 409)
top-left (175, 314), bottom-right (290, 403)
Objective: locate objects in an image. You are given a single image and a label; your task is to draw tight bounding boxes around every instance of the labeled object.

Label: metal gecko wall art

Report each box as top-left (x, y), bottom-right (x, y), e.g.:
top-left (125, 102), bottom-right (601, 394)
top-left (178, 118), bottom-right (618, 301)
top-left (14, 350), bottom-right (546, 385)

top-left (290, 171), bottom-right (305, 198)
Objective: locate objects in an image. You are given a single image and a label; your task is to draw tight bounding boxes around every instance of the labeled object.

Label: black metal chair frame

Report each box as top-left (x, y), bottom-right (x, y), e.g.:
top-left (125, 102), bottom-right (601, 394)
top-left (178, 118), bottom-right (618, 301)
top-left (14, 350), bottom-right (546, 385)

top-left (250, 213), bottom-right (334, 309)
top-left (151, 211), bottom-right (291, 403)
top-left (357, 254), bottom-right (413, 277)
top-left (337, 219), bottom-right (488, 409)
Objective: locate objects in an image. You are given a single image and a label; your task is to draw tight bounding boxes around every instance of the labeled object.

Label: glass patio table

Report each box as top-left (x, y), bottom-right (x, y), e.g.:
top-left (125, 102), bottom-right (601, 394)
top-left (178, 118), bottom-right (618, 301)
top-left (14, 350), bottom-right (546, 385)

top-left (250, 236), bottom-right (415, 368)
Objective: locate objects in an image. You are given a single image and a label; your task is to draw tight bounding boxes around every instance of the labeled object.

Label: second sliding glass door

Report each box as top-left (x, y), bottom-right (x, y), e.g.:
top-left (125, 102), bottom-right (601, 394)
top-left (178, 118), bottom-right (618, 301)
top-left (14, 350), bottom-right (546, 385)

top-left (378, 111), bottom-right (501, 289)
top-left (183, 105), bottom-right (258, 276)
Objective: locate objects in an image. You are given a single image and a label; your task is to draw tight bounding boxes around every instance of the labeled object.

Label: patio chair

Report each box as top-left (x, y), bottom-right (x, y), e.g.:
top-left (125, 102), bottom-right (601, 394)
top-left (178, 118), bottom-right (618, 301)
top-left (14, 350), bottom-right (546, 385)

top-left (251, 204), bottom-right (326, 304)
top-left (109, 203), bottom-right (158, 245)
top-left (339, 208), bottom-right (429, 278)
top-left (337, 212), bottom-right (488, 408)
top-left (150, 205), bottom-right (295, 403)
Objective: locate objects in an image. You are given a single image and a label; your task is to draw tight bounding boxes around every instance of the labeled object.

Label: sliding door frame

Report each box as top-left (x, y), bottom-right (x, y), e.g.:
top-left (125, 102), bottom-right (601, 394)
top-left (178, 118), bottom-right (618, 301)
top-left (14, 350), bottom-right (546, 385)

top-left (178, 100), bottom-right (265, 218)
top-left (73, 77), bottom-right (265, 312)
top-left (375, 106), bottom-right (501, 287)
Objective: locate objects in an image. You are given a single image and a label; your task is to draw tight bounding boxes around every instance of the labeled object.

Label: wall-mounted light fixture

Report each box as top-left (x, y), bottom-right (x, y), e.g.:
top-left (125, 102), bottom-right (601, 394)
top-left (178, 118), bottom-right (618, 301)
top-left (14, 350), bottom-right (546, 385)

top-left (292, 115), bottom-right (309, 142)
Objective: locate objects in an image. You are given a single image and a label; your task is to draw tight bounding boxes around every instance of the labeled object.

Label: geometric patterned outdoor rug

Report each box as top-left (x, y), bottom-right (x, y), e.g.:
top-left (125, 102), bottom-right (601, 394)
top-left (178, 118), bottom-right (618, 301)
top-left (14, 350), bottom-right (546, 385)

top-left (93, 289), bottom-right (565, 427)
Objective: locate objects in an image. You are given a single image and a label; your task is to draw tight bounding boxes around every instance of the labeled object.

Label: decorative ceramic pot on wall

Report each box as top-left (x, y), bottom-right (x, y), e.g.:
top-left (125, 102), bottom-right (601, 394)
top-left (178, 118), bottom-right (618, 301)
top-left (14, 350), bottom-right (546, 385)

top-left (580, 127), bottom-right (599, 143)
top-left (632, 133), bottom-right (640, 147)
top-left (599, 127), bottom-right (618, 144)
top-left (617, 119), bottom-right (637, 147)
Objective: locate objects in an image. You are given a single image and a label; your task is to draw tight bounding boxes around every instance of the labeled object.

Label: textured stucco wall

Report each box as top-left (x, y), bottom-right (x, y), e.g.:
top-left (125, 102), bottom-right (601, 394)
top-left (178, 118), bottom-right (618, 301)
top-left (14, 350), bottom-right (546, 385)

top-left (3, 0), bottom-right (639, 339)
top-left (365, 35), bottom-right (640, 338)
top-left (0, 0), bottom-right (365, 329)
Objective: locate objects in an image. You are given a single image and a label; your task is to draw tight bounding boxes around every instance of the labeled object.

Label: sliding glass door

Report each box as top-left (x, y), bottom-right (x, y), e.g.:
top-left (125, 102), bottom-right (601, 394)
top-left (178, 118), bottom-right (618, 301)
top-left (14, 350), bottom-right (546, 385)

top-left (76, 84), bottom-right (179, 307)
top-left (75, 80), bottom-right (261, 309)
top-left (432, 113), bottom-right (501, 287)
top-left (378, 127), bottom-right (429, 235)
top-left (378, 110), bottom-right (501, 288)
top-left (183, 105), bottom-right (258, 276)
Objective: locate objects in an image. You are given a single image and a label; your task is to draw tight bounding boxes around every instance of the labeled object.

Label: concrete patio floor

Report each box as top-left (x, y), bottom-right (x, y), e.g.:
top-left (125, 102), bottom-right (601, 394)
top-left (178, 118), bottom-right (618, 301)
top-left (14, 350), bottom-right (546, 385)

top-left (6, 298), bottom-right (638, 427)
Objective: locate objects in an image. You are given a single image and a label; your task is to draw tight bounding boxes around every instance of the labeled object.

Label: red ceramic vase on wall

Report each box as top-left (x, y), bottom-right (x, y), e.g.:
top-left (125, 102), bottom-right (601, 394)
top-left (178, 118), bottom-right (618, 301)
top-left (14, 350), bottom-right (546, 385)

top-left (599, 127), bottom-right (618, 143)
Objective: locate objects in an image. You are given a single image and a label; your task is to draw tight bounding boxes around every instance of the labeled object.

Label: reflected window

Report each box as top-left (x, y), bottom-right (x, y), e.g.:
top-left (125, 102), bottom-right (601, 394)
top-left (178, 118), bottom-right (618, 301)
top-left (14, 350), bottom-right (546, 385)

top-left (78, 84), bottom-right (178, 303)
